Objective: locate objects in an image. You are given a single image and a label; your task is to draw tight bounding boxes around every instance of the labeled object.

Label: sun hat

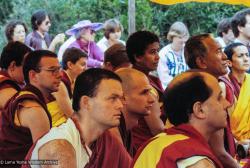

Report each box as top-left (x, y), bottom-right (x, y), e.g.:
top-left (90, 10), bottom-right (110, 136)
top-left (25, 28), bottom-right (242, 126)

top-left (66, 20), bottom-right (103, 36)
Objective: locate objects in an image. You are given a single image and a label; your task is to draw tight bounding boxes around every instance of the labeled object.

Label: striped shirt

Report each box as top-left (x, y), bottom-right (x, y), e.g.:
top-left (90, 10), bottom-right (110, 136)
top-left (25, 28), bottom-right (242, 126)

top-left (157, 44), bottom-right (189, 89)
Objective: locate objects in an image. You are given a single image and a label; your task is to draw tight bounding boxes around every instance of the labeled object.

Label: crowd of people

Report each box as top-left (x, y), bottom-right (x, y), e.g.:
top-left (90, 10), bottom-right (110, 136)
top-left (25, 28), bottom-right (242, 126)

top-left (0, 7), bottom-right (250, 168)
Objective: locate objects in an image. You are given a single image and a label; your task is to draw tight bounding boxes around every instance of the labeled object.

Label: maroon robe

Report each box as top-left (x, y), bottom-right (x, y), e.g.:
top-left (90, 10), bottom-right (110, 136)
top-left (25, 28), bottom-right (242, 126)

top-left (0, 84), bottom-right (52, 164)
top-left (61, 70), bottom-right (72, 99)
top-left (132, 124), bottom-right (224, 168)
top-left (0, 71), bottom-right (21, 91)
top-left (132, 65), bottom-right (165, 153)
top-left (85, 131), bottom-right (132, 168)
top-left (0, 71), bottom-right (21, 119)
top-left (218, 76), bottom-right (238, 157)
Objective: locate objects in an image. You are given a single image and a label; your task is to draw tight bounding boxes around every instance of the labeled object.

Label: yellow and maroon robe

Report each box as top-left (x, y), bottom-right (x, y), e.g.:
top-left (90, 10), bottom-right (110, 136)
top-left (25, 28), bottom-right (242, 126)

top-left (230, 74), bottom-right (250, 140)
top-left (132, 124), bottom-right (223, 168)
top-left (61, 70), bottom-right (73, 99)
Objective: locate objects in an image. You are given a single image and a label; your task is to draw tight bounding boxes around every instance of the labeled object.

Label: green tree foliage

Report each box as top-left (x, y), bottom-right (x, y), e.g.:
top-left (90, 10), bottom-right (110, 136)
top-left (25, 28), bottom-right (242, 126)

top-left (151, 2), bottom-right (246, 45)
top-left (0, 0), bottom-right (154, 51)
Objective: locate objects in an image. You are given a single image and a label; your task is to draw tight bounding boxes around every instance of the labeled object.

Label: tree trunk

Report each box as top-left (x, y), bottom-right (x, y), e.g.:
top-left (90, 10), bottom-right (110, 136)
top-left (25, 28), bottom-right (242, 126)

top-left (128, 0), bottom-right (136, 35)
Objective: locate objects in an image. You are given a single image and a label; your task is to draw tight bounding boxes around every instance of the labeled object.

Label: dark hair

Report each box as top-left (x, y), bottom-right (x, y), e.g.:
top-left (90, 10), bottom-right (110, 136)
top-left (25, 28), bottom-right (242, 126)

top-left (104, 43), bottom-right (130, 68)
top-left (72, 68), bottom-right (122, 111)
top-left (62, 47), bottom-right (87, 70)
top-left (104, 19), bottom-right (123, 39)
top-left (184, 34), bottom-right (211, 69)
top-left (23, 50), bottom-right (57, 84)
top-left (231, 8), bottom-right (250, 37)
top-left (0, 42), bottom-right (32, 69)
top-left (217, 18), bottom-right (232, 37)
top-left (164, 74), bottom-right (212, 126)
top-left (31, 9), bottom-right (50, 30)
top-left (224, 42), bottom-right (245, 61)
top-left (126, 30), bottom-right (159, 64)
top-left (5, 20), bottom-right (28, 42)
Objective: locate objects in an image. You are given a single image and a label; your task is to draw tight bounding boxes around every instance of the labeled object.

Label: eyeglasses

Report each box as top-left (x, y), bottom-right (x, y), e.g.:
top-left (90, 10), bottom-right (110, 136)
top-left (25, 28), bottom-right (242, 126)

top-left (45, 21), bottom-right (51, 26)
top-left (38, 66), bottom-right (62, 76)
top-left (90, 29), bottom-right (96, 34)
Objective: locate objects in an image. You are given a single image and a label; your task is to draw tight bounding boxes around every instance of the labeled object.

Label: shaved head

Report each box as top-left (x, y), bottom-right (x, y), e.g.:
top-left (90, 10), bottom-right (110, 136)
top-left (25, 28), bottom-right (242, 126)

top-left (115, 68), bottom-right (148, 93)
top-left (115, 68), bottom-right (154, 117)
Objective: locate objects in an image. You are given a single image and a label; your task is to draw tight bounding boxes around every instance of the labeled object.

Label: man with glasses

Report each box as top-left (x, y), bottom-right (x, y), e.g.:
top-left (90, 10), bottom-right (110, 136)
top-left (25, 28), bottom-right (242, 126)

top-left (0, 50), bottom-right (61, 164)
top-left (23, 68), bottom-right (131, 168)
top-left (25, 9), bottom-right (65, 52)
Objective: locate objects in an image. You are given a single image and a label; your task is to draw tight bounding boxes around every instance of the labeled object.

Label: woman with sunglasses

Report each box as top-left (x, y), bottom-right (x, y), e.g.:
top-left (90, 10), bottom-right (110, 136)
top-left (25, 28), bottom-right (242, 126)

top-left (25, 9), bottom-right (65, 52)
top-left (66, 20), bottom-right (104, 68)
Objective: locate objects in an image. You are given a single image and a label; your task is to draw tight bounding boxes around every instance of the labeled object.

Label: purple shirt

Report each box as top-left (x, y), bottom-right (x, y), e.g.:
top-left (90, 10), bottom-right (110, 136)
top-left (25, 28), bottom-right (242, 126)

top-left (25, 31), bottom-right (52, 50)
top-left (68, 40), bottom-right (104, 68)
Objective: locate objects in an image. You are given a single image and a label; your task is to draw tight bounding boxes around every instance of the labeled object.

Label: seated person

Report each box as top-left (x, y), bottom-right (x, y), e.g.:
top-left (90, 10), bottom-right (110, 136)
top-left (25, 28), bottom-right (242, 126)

top-left (97, 18), bottom-right (125, 52)
top-left (25, 10), bottom-right (65, 51)
top-left (103, 43), bottom-right (131, 71)
top-left (109, 68), bottom-right (154, 156)
top-left (126, 31), bottom-right (165, 153)
top-left (0, 50), bottom-right (61, 162)
top-left (222, 43), bottom-right (250, 141)
top-left (67, 20), bottom-right (104, 68)
top-left (52, 47), bottom-right (88, 118)
top-left (0, 42), bottom-right (31, 116)
top-left (132, 71), bottom-right (230, 168)
top-left (157, 21), bottom-right (190, 89)
top-left (24, 68), bottom-right (131, 168)
top-left (5, 20), bottom-right (28, 43)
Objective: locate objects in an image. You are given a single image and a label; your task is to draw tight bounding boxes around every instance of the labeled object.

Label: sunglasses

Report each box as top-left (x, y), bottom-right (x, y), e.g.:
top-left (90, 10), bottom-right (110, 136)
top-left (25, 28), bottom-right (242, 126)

top-left (45, 21), bottom-right (51, 26)
top-left (90, 29), bottom-right (96, 34)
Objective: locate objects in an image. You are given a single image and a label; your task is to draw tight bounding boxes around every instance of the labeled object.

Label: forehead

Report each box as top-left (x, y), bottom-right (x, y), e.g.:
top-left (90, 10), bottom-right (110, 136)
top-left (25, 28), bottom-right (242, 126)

top-left (233, 45), bottom-right (248, 54)
top-left (43, 16), bottom-right (50, 22)
top-left (95, 79), bottom-right (123, 96)
top-left (145, 42), bottom-right (160, 51)
top-left (203, 37), bottom-right (219, 49)
top-left (132, 74), bottom-right (151, 90)
top-left (39, 56), bottom-right (60, 66)
top-left (74, 57), bottom-right (87, 63)
top-left (245, 14), bottom-right (250, 22)
top-left (14, 25), bottom-right (25, 30)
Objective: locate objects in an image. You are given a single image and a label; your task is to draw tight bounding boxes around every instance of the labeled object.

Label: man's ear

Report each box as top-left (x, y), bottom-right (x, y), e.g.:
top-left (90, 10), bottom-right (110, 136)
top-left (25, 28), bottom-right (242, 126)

top-left (195, 56), bottom-right (207, 69)
top-left (192, 101), bottom-right (206, 119)
top-left (238, 25), bottom-right (244, 34)
top-left (134, 55), bottom-right (143, 63)
top-left (67, 61), bottom-right (73, 70)
top-left (227, 60), bottom-right (233, 68)
top-left (29, 70), bottom-right (38, 83)
top-left (79, 96), bottom-right (90, 110)
top-left (9, 61), bottom-right (16, 71)
top-left (104, 62), bottom-right (114, 71)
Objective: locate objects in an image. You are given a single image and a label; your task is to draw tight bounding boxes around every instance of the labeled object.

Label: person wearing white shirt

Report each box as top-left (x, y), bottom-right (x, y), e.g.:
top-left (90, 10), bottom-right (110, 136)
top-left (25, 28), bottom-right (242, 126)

top-left (215, 18), bottom-right (235, 49)
top-left (157, 21), bottom-right (189, 89)
top-left (97, 18), bottom-right (125, 52)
